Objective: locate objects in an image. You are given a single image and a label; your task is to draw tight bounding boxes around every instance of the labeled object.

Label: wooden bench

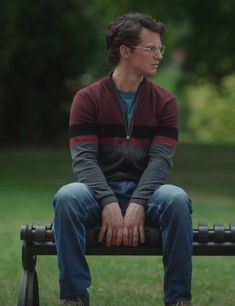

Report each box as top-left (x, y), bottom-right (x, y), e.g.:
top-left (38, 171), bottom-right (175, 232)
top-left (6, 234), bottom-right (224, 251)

top-left (17, 222), bottom-right (235, 306)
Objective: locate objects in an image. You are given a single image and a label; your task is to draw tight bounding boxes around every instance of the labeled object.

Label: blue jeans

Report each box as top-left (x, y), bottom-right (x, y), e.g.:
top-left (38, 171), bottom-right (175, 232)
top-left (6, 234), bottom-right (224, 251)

top-left (53, 181), bottom-right (193, 302)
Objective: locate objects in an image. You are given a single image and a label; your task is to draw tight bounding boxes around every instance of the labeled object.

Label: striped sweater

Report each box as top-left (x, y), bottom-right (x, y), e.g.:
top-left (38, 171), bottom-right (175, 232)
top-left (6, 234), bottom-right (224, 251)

top-left (69, 75), bottom-right (178, 207)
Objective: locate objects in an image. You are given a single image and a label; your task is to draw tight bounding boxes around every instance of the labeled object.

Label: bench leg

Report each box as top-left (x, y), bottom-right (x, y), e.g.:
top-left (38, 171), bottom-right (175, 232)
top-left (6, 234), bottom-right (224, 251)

top-left (17, 268), bottom-right (39, 306)
top-left (18, 241), bottom-right (40, 306)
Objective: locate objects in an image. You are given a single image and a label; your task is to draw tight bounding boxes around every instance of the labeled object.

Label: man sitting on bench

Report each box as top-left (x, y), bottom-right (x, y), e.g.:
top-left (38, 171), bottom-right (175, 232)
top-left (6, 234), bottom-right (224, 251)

top-left (53, 12), bottom-right (193, 306)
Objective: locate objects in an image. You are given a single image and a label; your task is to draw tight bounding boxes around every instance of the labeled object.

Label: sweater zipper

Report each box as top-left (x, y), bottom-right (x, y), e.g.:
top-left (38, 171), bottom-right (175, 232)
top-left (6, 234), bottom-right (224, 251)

top-left (113, 92), bottom-right (131, 141)
top-left (110, 76), bottom-right (143, 151)
top-left (124, 94), bottom-right (140, 166)
top-left (127, 95), bottom-right (139, 139)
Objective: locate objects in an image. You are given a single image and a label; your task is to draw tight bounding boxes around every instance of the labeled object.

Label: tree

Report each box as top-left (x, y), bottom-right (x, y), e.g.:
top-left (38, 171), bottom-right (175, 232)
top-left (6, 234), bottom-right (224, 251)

top-left (94, 0), bottom-right (235, 84)
top-left (182, 0), bottom-right (235, 84)
top-left (186, 74), bottom-right (235, 143)
top-left (0, 0), bottom-right (100, 144)
top-left (1, 0), bottom-right (235, 144)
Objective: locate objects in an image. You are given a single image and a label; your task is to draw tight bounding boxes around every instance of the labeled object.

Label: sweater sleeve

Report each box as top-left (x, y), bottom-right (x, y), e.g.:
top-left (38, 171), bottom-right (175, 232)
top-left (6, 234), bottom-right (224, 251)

top-left (69, 90), bottom-right (118, 207)
top-left (130, 96), bottom-right (178, 206)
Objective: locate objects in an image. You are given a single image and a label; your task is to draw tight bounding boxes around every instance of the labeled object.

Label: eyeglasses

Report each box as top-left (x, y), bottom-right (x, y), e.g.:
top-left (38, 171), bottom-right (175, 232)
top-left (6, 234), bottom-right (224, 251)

top-left (130, 45), bottom-right (166, 56)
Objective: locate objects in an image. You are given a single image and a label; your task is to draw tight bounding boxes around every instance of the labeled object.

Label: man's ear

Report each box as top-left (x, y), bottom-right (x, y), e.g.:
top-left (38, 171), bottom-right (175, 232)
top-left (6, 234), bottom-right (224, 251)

top-left (119, 45), bottom-right (131, 60)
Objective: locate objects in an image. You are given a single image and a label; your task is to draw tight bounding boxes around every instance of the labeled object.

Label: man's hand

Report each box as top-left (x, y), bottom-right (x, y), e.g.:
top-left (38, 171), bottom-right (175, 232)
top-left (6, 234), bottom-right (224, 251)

top-left (98, 202), bottom-right (124, 247)
top-left (123, 202), bottom-right (145, 247)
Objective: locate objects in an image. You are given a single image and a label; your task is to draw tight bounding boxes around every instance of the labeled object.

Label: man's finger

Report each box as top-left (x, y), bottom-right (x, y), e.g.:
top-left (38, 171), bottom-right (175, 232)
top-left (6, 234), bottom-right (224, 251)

top-left (128, 227), bottom-right (133, 246)
top-left (116, 228), bottom-right (123, 246)
top-left (98, 226), bottom-right (107, 243)
top-left (111, 227), bottom-right (118, 246)
top-left (106, 227), bottom-right (112, 247)
top-left (123, 227), bottom-right (128, 246)
top-left (133, 226), bottom-right (139, 247)
top-left (139, 226), bottom-right (145, 244)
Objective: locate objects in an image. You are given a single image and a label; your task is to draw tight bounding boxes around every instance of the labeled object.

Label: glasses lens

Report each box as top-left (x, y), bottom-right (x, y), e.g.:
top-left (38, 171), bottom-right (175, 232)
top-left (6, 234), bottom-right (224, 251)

top-left (160, 46), bottom-right (165, 55)
top-left (151, 46), bottom-right (165, 55)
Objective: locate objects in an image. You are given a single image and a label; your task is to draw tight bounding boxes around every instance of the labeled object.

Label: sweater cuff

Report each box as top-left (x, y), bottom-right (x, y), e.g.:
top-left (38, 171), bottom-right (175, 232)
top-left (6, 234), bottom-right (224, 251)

top-left (129, 198), bottom-right (147, 207)
top-left (100, 195), bottom-right (119, 207)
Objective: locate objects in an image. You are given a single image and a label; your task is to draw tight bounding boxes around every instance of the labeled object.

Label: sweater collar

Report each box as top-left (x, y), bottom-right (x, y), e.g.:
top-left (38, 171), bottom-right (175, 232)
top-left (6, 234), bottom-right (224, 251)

top-left (107, 71), bottom-right (147, 93)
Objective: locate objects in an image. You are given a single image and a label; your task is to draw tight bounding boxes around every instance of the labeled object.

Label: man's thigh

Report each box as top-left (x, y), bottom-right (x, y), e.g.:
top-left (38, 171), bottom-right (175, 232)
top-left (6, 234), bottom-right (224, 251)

top-left (54, 182), bottom-right (102, 227)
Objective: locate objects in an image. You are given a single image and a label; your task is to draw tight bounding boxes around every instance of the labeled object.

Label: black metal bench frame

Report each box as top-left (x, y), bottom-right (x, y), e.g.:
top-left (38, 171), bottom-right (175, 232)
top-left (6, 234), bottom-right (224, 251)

top-left (17, 222), bottom-right (235, 306)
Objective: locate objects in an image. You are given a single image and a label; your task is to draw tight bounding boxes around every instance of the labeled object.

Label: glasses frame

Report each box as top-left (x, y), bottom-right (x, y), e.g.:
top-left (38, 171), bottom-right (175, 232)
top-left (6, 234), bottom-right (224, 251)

top-left (130, 45), bottom-right (166, 56)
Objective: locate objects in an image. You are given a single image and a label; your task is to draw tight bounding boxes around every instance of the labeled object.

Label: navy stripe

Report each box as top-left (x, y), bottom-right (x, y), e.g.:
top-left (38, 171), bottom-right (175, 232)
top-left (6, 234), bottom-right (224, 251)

top-left (69, 124), bottom-right (126, 138)
top-left (132, 126), bottom-right (155, 139)
top-left (69, 124), bottom-right (97, 138)
top-left (97, 124), bottom-right (125, 137)
top-left (98, 125), bottom-right (155, 138)
top-left (156, 126), bottom-right (178, 140)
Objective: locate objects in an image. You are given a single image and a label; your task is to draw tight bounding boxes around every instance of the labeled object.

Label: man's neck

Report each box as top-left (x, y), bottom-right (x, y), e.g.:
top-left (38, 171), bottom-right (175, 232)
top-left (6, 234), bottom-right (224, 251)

top-left (112, 67), bottom-right (143, 92)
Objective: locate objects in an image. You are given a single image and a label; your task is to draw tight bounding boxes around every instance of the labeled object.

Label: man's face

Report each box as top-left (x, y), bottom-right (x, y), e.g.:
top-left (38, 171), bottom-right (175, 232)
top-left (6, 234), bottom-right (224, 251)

top-left (127, 28), bottom-right (164, 77)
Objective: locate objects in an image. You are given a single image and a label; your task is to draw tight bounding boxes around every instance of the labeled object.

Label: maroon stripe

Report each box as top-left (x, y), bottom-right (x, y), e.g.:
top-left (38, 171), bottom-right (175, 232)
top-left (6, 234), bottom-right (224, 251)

top-left (100, 137), bottom-right (151, 146)
top-left (70, 135), bottom-right (177, 148)
top-left (70, 135), bottom-right (98, 146)
top-left (99, 137), bottom-right (126, 145)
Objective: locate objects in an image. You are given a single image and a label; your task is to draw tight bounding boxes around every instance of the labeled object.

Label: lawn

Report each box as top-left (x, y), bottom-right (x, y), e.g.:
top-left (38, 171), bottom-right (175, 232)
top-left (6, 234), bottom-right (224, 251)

top-left (0, 144), bottom-right (235, 306)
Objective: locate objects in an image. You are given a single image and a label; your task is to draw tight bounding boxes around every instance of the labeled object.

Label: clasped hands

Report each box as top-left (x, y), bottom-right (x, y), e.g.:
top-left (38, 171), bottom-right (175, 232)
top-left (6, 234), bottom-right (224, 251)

top-left (98, 202), bottom-right (145, 247)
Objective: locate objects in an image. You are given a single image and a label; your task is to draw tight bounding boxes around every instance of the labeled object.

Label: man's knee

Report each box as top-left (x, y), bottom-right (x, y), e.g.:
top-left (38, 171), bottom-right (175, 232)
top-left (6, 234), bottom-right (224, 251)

top-left (53, 182), bottom-right (89, 213)
top-left (153, 184), bottom-right (192, 215)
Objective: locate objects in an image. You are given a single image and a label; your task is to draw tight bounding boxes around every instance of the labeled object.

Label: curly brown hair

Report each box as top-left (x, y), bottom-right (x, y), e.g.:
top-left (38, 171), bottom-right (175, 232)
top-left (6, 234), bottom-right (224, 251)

top-left (105, 12), bottom-right (166, 66)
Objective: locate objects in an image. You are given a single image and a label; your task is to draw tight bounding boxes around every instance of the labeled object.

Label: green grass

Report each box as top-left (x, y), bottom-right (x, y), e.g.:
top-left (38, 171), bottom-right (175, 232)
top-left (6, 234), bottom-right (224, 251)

top-left (1, 144), bottom-right (235, 306)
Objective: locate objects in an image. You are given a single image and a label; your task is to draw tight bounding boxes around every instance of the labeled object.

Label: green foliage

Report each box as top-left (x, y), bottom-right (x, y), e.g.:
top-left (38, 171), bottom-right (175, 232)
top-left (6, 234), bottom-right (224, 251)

top-left (186, 73), bottom-right (235, 143)
top-left (1, 0), bottom-right (235, 144)
top-left (94, 0), bottom-right (235, 83)
top-left (183, 0), bottom-right (235, 83)
top-left (0, 0), bottom-right (102, 144)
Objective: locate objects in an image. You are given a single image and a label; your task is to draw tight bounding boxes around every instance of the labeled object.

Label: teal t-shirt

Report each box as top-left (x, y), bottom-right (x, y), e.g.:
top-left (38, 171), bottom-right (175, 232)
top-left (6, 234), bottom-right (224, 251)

top-left (118, 90), bottom-right (137, 130)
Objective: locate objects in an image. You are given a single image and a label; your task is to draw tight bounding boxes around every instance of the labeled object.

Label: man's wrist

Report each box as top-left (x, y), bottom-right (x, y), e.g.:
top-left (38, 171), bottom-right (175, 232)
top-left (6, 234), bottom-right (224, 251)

top-left (100, 196), bottom-right (119, 207)
top-left (129, 199), bottom-right (147, 207)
